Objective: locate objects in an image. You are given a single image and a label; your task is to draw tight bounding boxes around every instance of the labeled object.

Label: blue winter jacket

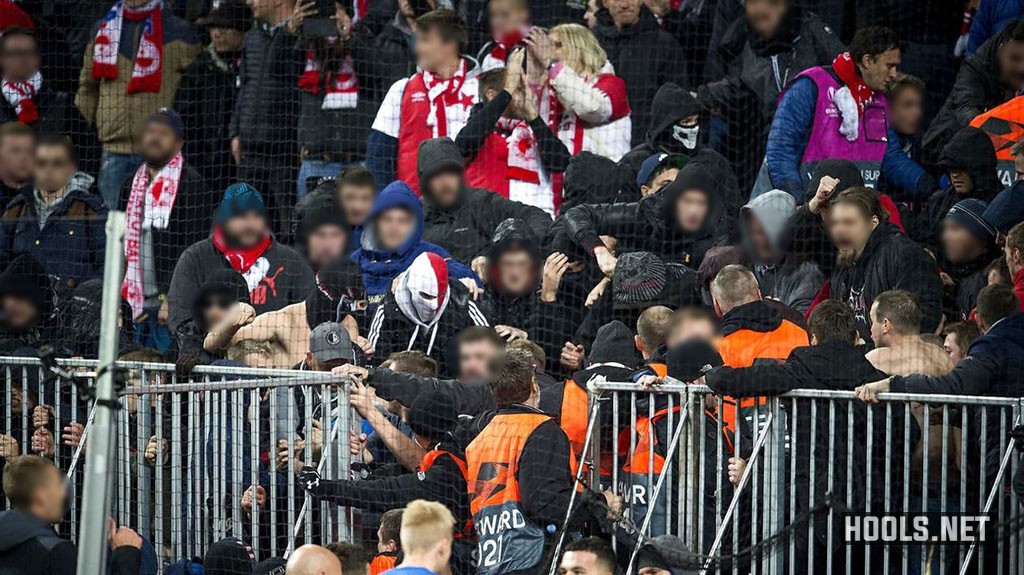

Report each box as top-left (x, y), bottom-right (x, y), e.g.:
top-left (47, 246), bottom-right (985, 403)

top-left (352, 181), bottom-right (478, 306)
top-left (765, 77), bottom-right (934, 203)
top-left (968, 0), bottom-right (1024, 55)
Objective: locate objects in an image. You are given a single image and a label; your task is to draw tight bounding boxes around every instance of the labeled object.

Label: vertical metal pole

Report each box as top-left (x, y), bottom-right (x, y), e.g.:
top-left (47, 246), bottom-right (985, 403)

top-left (76, 211), bottom-right (126, 575)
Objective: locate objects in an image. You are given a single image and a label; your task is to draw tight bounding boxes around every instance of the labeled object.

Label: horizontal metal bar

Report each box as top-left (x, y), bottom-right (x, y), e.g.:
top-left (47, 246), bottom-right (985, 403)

top-left (119, 373), bottom-right (350, 395)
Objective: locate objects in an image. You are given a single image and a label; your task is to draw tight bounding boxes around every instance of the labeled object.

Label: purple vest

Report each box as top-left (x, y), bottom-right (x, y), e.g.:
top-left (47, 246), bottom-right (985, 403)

top-left (797, 66), bottom-right (889, 187)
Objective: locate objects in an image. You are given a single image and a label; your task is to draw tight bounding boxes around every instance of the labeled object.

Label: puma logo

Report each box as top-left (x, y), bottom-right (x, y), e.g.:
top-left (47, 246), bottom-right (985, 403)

top-left (262, 266), bottom-right (284, 298)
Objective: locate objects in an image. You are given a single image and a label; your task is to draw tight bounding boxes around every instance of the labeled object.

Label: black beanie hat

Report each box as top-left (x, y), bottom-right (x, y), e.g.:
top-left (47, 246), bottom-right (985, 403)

top-left (0, 253), bottom-right (52, 313)
top-left (666, 339), bottom-right (723, 382)
top-left (406, 388), bottom-right (459, 441)
top-left (589, 320), bottom-right (640, 367)
top-left (204, 538), bottom-right (253, 575)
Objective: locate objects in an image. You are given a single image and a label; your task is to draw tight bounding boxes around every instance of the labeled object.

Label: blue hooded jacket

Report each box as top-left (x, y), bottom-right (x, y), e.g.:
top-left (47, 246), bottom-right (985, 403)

top-left (352, 181), bottom-right (478, 305)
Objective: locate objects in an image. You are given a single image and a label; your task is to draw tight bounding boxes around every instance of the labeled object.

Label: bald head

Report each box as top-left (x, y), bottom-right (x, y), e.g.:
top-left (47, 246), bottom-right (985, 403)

top-left (287, 545), bottom-right (342, 575)
top-left (710, 264), bottom-right (761, 316)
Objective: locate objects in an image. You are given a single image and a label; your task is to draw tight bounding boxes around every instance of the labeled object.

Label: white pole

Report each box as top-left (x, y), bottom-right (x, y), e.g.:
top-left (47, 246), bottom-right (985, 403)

top-left (76, 211), bottom-right (126, 575)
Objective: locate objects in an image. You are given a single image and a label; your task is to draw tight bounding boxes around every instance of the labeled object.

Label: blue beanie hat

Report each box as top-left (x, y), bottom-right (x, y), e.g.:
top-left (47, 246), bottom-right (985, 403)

top-left (216, 182), bottom-right (266, 223)
top-left (946, 198), bottom-right (996, 244)
top-left (983, 180), bottom-right (1024, 236)
top-left (146, 107), bottom-right (185, 140)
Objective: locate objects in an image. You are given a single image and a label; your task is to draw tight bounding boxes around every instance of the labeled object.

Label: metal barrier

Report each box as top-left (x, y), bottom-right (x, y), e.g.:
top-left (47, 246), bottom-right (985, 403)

top-left (0, 357), bottom-right (356, 564)
top-left (584, 381), bottom-right (1024, 575)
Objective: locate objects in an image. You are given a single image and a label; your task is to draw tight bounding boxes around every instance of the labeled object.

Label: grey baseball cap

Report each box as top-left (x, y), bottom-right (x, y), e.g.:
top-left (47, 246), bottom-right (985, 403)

top-left (309, 322), bottom-right (356, 365)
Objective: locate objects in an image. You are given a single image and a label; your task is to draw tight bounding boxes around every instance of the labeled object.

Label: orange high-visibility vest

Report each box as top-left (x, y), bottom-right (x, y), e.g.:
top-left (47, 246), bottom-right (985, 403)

top-left (560, 379), bottom-right (589, 458)
top-left (417, 448), bottom-right (474, 539)
top-left (370, 553), bottom-right (397, 575)
top-left (466, 412), bottom-right (551, 575)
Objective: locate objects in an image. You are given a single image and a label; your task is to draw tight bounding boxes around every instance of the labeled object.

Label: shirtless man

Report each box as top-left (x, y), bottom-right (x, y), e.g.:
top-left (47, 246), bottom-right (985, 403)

top-left (865, 290), bottom-right (952, 377)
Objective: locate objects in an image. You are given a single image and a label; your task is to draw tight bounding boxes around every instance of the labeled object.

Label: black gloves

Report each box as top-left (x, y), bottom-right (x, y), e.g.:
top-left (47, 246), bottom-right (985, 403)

top-left (297, 466), bottom-right (322, 494)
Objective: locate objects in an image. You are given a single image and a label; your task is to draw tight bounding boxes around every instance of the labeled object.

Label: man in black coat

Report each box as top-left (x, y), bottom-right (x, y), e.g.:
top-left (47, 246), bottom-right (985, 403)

top-left (417, 138), bottom-right (551, 266)
top-left (592, 2), bottom-right (688, 147)
top-left (827, 187), bottom-right (943, 341)
top-left (923, 20), bottom-right (1024, 163)
top-left (939, 199), bottom-right (998, 321)
top-left (477, 219), bottom-right (541, 342)
top-left (175, 0), bottom-right (249, 194)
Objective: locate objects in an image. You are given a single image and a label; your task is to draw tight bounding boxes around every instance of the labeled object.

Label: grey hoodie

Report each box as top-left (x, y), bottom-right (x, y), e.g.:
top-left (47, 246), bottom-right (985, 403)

top-left (740, 190), bottom-right (824, 314)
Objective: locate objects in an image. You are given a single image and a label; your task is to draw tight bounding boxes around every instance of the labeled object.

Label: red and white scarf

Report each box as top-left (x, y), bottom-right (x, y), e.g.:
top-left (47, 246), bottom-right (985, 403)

top-left (498, 117), bottom-right (541, 184)
top-left (298, 48), bottom-right (358, 110)
top-left (121, 152), bottom-right (184, 319)
top-left (1, 72), bottom-right (41, 124)
top-left (832, 51), bottom-right (874, 141)
top-left (92, 0), bottom-right (164, 94)
top-left (212, 226), bottom-right (273, 293)
top-left (423, 59), bottom-right (469, 137)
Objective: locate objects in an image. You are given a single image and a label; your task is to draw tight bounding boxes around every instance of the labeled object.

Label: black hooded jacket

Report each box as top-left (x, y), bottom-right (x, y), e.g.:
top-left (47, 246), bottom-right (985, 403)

top-left (0, 508), bottom-right (142, 575)
top-left (621, 83), bottom-right (742, 229)
top-left (477, 219), bottom-right (541, 334)
top-left (562, 163), bottom-right (729, 269)
top-left (911, 126), bottom-right (1001, 250)
top-left (417, 139), bottom-right (552, 264)
top-left (830, 223), bottom-right (944, 341)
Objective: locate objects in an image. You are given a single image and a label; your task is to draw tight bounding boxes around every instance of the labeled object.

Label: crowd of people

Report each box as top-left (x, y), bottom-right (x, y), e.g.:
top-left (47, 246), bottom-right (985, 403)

top-left (1, 0), bottom-right (1024, 573)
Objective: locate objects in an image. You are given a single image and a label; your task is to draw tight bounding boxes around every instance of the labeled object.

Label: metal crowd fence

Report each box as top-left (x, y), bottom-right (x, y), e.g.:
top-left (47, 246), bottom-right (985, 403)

top-left (583, 381), bottom-right (1024, 575)
top-left (0, 356), bottom-right (356, 564)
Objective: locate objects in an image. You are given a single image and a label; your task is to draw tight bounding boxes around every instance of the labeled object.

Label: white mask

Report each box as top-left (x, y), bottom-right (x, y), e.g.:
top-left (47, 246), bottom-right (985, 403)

top-left (673, 124), bottom-right (700, 150)
top-left (395, 252), bottom-right (451, 328)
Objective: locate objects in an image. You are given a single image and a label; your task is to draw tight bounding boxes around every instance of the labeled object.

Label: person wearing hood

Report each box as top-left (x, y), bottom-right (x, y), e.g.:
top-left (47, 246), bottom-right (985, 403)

top-left (0, 455), bottom-right (145, 575)
top-left (166, 183), bottom-right (314, 332)
top-left (417, 137), bottom-right (552, 265)
top-left (739, 190), bottom-right (825, 314)
top-left (295, 203), bottom-right (351, 272)
top-left (171, 269), bottom-right (250, 364)
top-left (0, 134), bottom-right (105, 293)
top-left (912, 126), bottom-right (1001, 251)
top-left (940, 199), bottom-right (998, 321)
top-left (367, 252), bottom-right (489, 377)
top-left (924, 21), bottom-right (1024, 163)
top-left (204, 258), bottom-right (368, 368)
top-left (827, 187), bottom-right (943, 341)
top-left (620, 84), bottom-right (742, 223)
top-left (0, 254), bottom-right (56, 354)
top-left (764, 26), bottom-right (934, 202)
top-left (352, 179), bottom-right (477, 309)
top-left (365, 9), bottom-right (478, 192)
top-left (477, 219), bottom-right (542, 341)
top-left (563, 163), bottom-right (729, 276)
top-left (590, 0), bottom-right (688, 146)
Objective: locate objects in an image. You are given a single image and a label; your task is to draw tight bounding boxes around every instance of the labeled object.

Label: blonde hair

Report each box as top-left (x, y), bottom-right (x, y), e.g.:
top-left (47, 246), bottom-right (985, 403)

top-left (400, 500), bottom-right (455, 554)
top-left (550, 23), bottom-right (606, 77)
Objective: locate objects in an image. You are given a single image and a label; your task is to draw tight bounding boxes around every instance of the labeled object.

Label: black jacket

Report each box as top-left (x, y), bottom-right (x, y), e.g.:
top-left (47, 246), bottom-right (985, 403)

top-left (175, 46), bottom-right (241, 193)
top-left (350, 14), bottom-right (416, 105)
top-left (166, 237), bottom-right (314, 330)
top-left (0, 508), bottom-right (142, 575)
top-left (830, 222), bottom-right (943, 340)
top-left (297, 39), bottom-right (375, 162)
top-left (229, 24), bottom-right (304, 152)
top-left (946, 255), bottom-right (991, 322)
top-left (0, 86), bottom-right (99, 175)
top-left (592, 7), bottom-right (689, 146)
top-left (562, 163), bottom-right (728, 269)
top-left (419, 139), bottom-right (552, 264)
top-left (476, 218), bottom-right (541, 334)
top-left (923, 27), bottom-right (1021, 163)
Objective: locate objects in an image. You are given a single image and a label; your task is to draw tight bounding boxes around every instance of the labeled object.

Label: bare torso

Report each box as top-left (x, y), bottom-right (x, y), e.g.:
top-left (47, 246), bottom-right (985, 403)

top-left (866, 340), bottom-right (953, 377)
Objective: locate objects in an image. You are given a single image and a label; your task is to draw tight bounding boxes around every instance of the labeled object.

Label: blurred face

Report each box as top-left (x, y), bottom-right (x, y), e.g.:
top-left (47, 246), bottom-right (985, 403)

top-left (674, 189), bottom-right (709, 233)
top-left (497, 250), bottom-right (535, 294)
top-left (0, 34), bottom-right (40, 82)
top-left (9, 386), bottom-right (36, 414)
top-left (34, 144), bottom-right (75, 194)
top-left (641, 167), bottom-right (678, 197)
top-left (1, 295), bottom-right (39, 330)
top-left (948, 169), bottom-right (974, 195)
top-left (0, 133), bottom-right (35, 182)
top-left (306, 225), bottom-right (347, 268)
top-left (375, 208), bottom-right (415, 251)
top-left (584, 0), bottom-right (599, 28)
top-left (889, 87), bottom-right (923, 136)
top-left (140, 122), bottom-right (181, 167)
top-left (33, 465), bottom-right (68, 524)
top-left (222, 212), bottom-right (267, 247)
top-left (244, 352), bottom-right (274, 368)
top-left (200, 294), bottom-right (234, 328)
top-left (858, 48), bottom-right (901, 92)
top-left (459, 339), bottom-right (499, 379)
top-left (246, 0), bottom-right (280, 23)
top-left (943, 332), bottom-right (965, 363)
top-left (415, 27), bottom-right (458, 73)
top-left (941, 219), bottom-right (984, 264)
top-left (426, 171), bottom-right (462, 207)
top-left (746, 215), bottom-right (775, 262)
top-left (209, 27), bottom-right (245, 53)
top-left (829, 203), bottom-right (877, 264)
top-left (988, 266), bottom-right (1008, 285)
top-left (489, 0), bottom-right (528, 38)
top-left (745, 0), bottom-right (787, 38)
top-left (559, 551), bottom-right (612, 575)
top-left (606, 0), bottom-right (641, 27)
top-left (337, 184), bottom-right (375, 226)
top-left (998, 39), bottom-right (1024, 89)
top-left (667, 317), bottom-right (716, 346)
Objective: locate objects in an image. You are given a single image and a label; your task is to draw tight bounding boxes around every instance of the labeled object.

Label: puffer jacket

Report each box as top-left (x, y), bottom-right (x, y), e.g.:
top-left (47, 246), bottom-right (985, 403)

top-left (0, 173), bottom-right (106, 291)
top-left (75, 7), bottom-right (201, 154)
top-left (562, 163), bottom-right (729, 269)
top-left (829, 222), bottom-right (943, 341)
top-left (297, 40), bottom-right (376, 162)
